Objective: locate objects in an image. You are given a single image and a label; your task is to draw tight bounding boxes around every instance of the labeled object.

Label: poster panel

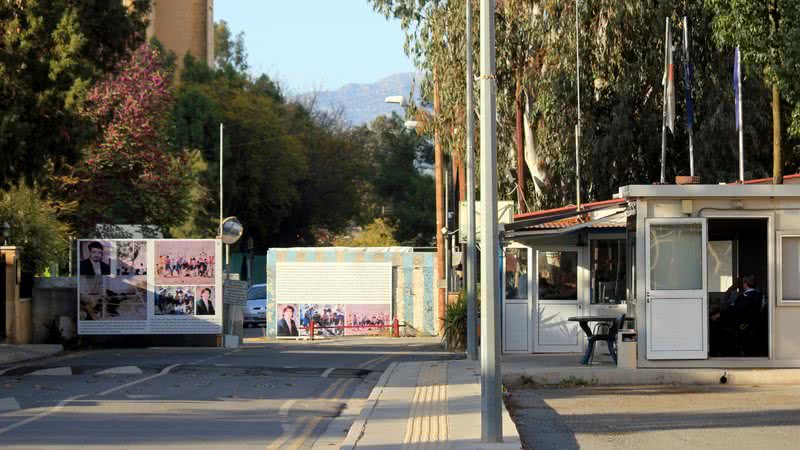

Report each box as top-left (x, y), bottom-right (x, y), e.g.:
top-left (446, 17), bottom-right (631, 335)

top-left (274, 262), bottom-right (392, 338)
top-left (77, 239), bottom-right (222, 335)
top-left (274, 303), bottom-right (392, 338)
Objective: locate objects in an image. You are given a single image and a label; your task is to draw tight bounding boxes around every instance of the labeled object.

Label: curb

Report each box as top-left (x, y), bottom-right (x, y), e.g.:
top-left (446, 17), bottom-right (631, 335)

top-left (0, 344), bottom-right (64, 366)
top-left (503, 367), bottom-right (800, 386)
top-left (339, 361), bottom-right (400, 450)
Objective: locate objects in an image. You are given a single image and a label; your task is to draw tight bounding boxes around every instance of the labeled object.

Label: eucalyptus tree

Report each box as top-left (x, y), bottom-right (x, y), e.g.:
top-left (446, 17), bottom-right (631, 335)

top-left (705, 0), bottom-right (800, 183)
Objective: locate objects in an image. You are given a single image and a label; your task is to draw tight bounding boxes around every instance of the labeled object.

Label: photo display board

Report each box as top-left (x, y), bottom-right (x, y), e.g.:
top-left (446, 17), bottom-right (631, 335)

top-left (77, 239), bottom-right (222, 335)
top-left (275, 262), bottom-right (392, 338)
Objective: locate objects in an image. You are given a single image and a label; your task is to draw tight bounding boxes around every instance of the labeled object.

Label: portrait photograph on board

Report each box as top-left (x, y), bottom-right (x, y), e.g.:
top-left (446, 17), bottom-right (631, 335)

top-left (79, 240), bottom-right (112, 276)
top-left (194, 287), bottom-right (216, 316)
top-left (276, 304), bottom-right (300, 337)
top-left (155, 240), bottom-right (216, 285)
top-left (79, 275), bottom-right (147, 321)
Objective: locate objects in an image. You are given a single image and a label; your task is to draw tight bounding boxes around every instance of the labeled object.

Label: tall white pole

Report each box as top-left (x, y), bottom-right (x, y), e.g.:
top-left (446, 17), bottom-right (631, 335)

top-left (575, 0), bottom-right (581, 208)
top-left (480, 0), bottom-right (502, 442)
top-left (683, 16), bottom-right (695, 177)
top-left (465, 0), bottom-right (478, 361)
top-left (737, 48), bottom-right (744, 182)
top-left (660, 17), bottom-right (669, 184)
top-left (219, 123), bottom-right (224, 236)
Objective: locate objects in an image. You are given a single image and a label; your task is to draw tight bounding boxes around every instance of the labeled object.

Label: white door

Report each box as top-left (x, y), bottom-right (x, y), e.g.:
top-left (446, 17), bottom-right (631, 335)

top-left (503, 246), bottom-right (531, 353)
top-left (645, 219), bottom-right (708, 360)
top-left (533, 247), bottom-right (582, 353)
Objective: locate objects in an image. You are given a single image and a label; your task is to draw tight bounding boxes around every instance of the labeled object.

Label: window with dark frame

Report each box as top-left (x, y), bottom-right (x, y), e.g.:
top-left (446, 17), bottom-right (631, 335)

top-left (591, 239), bottom-right (627, 304)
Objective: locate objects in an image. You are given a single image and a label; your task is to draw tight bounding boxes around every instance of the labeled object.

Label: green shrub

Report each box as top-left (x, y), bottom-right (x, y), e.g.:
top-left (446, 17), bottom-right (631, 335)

top-left (441, 290), bottom-right (468, 351)
top-left (0, 184), bottom-right (70, 274)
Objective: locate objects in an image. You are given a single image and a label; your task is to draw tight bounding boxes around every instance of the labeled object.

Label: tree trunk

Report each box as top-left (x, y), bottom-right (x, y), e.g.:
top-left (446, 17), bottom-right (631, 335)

top-left (515, 76), bottom-right (526, 212)
top-left (773, 82), bottom-right (782, 184)
top-left (433, 69), bottom-right (446, 334)
top-left (770, 0), bottom-right (782, 185)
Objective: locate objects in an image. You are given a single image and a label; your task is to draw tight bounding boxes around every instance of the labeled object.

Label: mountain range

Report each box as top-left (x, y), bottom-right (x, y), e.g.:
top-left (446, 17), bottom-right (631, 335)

top-left (300, 72), bottom-right (421, 126)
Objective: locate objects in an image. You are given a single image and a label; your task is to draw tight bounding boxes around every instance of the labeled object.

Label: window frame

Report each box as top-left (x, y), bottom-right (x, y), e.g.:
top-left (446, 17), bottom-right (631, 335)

top-left (777, 231), bottom-right (800, 306)
top-left (588, 236), bottom-right (628, 305)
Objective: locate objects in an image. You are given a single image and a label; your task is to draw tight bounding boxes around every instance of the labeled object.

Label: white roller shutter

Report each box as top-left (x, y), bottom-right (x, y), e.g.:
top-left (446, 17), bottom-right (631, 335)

top-left (276, 262), bottom-right (392, 305)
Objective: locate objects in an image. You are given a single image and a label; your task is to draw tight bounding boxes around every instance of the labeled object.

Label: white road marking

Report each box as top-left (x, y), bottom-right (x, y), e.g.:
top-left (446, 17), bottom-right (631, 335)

top-left (95, 366), bottom-right (143, 376)
top-left (97, 363), bottom-right (180, 396)
top-left (125, 394), bottom-right (159, 399)
top-left (0, 395), bottom-right (85, 435)
top-left (320, 367), bottom-right (336, 378)
top-left (0, 397), bottom-right (21, 413)
top-left (27, 367), bottom-right (72, 376)
top-left (279, 399), bottom-right (297, 416)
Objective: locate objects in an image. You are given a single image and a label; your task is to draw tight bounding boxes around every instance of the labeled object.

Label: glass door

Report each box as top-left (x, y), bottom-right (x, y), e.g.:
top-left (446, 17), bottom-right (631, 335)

top-left (503, 246), bottom-right (531, 353)
top-left (533, 247), bottom-right (582, 353)
top-left (645, 218), bottom-right (708, 360)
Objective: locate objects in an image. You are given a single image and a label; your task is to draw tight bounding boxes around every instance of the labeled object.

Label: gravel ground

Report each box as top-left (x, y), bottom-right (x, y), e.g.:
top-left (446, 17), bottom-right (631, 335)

top-left (506, 383), bottom-right (800, 450)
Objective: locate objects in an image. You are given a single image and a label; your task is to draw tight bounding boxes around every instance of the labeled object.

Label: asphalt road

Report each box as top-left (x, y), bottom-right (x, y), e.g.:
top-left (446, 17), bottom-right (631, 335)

top-left (507, 383), bottom-right (800, 450)
top-left (0, 337), bottom-right (455, 449)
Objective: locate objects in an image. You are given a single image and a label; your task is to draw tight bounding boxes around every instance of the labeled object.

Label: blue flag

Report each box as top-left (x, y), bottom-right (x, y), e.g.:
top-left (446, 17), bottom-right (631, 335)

top-left (683, 56), bottom-right (694, 130)
top-left (683, 19), bottom-right (694, 131)
top-left (734, 47), bottom-right (741, 131)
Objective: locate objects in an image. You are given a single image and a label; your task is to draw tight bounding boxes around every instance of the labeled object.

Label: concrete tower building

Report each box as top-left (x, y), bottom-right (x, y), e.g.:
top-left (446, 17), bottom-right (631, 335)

top-left (126, 0), bottom-right (214, 68)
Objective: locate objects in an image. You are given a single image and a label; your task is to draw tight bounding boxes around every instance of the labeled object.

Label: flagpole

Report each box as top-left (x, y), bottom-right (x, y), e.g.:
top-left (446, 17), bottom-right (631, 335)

top-left (737, 47), bottom-right (744, 182)
top-left (683, 17), bottom-right (695, 177)
top-left (575, 0), bottom-right (581, 209)
top-left (660, 17), bottom-right (669, 184)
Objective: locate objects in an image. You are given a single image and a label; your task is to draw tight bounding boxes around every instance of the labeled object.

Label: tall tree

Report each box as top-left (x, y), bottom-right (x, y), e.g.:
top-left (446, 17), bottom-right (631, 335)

top-left (705, 0), bottom-right (800, 184)
top-left (0, 0), bottom-right (149, 187)
top-left (56, 43), bottom-right (191, 233)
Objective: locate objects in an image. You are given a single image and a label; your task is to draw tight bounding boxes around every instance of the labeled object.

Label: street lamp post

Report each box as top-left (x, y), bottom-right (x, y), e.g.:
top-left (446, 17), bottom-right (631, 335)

top-left (465, 0), bottom-right (478, 361)
top-left (479, 0), bottom-right (502, 442)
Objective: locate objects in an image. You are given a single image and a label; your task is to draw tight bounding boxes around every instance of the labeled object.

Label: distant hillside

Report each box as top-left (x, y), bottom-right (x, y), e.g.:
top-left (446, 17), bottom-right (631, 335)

top-left (301, 72), bottom-right (421, 126)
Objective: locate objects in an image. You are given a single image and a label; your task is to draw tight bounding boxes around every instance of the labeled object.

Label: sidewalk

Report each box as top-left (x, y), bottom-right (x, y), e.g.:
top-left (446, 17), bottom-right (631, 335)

top-left (502, 354), bottom-right (800, 386)
top-left (341, 360), bottom-right (522, 450)
top-left (0, 344), bottom-right (63, 365)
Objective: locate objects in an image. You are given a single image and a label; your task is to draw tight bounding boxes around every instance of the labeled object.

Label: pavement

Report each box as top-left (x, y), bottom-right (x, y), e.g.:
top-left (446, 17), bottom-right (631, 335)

top-left (506, 383), bottom-right (800, 450)
top-left (341, 359), bottom-right (522, 450)
top-left (0, 344), bottom-right (63, 365)
top-left (0, 337), bottom-right (457, 449)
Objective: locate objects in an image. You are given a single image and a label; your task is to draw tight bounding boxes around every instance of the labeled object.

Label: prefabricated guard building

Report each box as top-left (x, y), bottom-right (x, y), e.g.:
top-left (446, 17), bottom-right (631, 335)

top-left (503, 183), bottom-right (800, 367)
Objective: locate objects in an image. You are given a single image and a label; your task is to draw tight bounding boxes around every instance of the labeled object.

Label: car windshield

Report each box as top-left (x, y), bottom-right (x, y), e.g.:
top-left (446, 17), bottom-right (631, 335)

top-left (247, 299), bottom-right (264, 310)
top-left (246, 285), bottom-right (266, 300)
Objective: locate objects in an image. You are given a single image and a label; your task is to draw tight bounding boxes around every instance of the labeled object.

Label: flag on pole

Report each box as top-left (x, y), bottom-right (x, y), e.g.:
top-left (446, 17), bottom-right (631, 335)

top-left (683, 18), bottom-right (694, 131)
top-left (663, 21), bottom-right (676, 133)
top-left (734, 47), bottom-right (741, 131)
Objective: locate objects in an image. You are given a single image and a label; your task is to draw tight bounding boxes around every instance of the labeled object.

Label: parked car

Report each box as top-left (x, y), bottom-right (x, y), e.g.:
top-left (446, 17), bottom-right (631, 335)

top-left (244, 283), bottom-right (266, 327)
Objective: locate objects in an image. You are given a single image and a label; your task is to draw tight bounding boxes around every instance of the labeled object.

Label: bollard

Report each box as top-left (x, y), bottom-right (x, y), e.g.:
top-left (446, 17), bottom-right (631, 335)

top-left (309, 320), bottom-right (315, 341)
top-left (392, 318), bottom-right (400, 337)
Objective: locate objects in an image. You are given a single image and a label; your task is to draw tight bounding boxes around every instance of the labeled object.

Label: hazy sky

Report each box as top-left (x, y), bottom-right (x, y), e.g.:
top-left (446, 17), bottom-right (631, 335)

top-left (215, 0), bottom-right (415, 94)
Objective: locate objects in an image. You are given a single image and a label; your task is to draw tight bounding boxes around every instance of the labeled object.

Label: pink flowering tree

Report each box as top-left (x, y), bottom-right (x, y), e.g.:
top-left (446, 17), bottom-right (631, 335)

top-left (69, 43), bottom-right (191, 232)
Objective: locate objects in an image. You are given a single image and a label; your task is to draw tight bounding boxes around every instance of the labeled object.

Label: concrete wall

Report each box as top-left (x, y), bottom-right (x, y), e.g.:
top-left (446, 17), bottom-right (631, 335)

top-left (31, 277), bottom-right (77, 344)
top-left (265, 248), bottom-right (437, 337)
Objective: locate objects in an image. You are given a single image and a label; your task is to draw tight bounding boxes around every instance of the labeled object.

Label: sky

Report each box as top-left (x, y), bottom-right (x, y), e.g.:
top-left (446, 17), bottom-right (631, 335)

top-left (215, 0), bottom-right (415, 95)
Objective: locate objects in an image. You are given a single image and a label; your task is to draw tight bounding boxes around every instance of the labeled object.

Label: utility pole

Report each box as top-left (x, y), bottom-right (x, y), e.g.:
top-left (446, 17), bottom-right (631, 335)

top-left (434, 70), bottom-right (446, 335)
top-left (465, 0), bottom-right (478, 361)
top-left (480, 0), bottom-right (502, 442)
